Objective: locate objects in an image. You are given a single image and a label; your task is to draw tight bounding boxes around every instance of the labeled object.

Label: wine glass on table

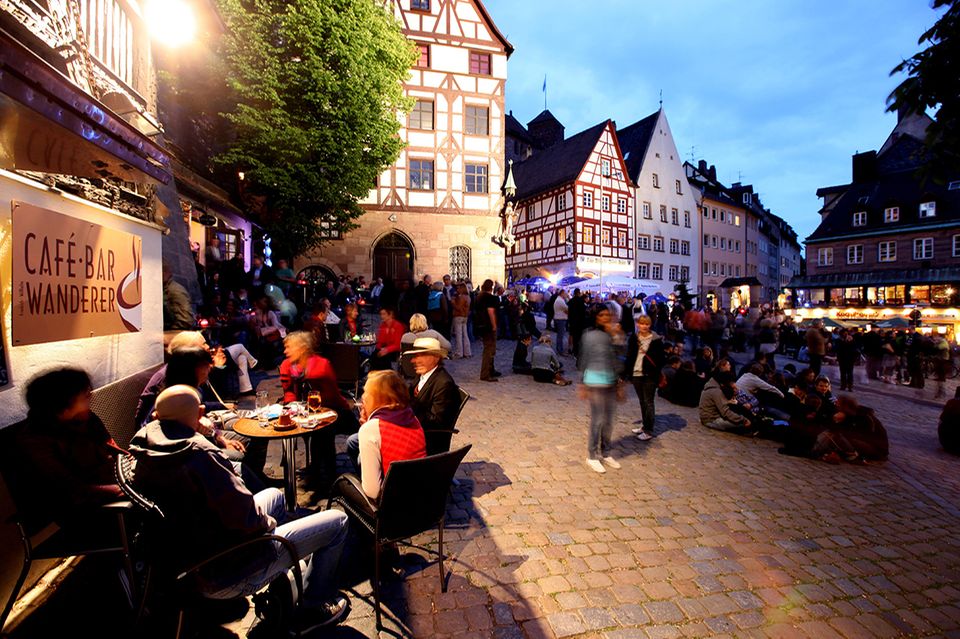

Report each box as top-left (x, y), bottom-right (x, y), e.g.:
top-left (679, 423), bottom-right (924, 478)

top-left (255, 391), bottom-right (270, 427)
top-left (307, 390), bottom-right (322, 426)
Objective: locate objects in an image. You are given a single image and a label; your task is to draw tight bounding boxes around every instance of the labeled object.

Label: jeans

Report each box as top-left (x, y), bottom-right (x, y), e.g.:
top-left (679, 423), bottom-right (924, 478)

top-left (225, 343), bottom-right (258, 393)
top-left (481, 332), bottom-right (497, 379)
top-left (345, 432), bottom-right (361, 471)
top-left (704, 417), bottom-right (743, 432)
top-left (839, 360), bottom-right (855, 389)
top-left (631, 376), bottom-right (658, 433)
top-left (309, 409), bottom-right (360, 491)
top-left (554, 320), bottom-right (568, 354)
top-left (451, 316), bottom-right (471, 358)
top-left (206, 488), bottom-right (349, 607)
top-left (809, 353), bottom-right (823, 376)
top-left (586, 385), bottom-right (616, 459)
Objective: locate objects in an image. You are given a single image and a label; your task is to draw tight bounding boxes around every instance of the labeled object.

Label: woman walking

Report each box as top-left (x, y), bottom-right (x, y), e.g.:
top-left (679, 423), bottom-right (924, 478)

top-left (578, 307), bottom-right (624, 473)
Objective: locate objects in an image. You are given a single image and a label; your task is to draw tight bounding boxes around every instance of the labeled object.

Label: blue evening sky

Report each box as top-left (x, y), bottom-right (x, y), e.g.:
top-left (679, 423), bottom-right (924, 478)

top-left (484, 0), bottom-right (945, 249)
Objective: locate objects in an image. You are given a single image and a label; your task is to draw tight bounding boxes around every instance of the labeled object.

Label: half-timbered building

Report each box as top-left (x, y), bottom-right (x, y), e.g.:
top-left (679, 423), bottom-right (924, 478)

top-left (302, 0), bottom-right (512, 285)
top-left (506, 120), bottom-right (634, 280)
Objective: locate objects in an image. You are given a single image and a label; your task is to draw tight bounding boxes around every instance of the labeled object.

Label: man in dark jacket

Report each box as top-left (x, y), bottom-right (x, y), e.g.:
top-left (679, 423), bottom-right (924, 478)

top-left (567, 288), bottom-right (587, 356)
top-left (407, 338), bottom-right (462, 453)
top-left (622, 315), bottom-right (665, 440)
top-left (130, 386), bottom-right (350, 631)
top-left (246, 254), bottom-right (276, 290)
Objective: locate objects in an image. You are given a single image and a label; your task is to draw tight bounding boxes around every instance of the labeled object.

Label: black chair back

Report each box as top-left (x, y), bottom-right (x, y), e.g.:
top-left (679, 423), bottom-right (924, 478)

top-left (399, 343), bottom-right (417, 380)
top-left (376, 445), bottom-right (471, 543)
top-left (424, 387), bottom-right (469, 456)
top-left (455, 387), bottom-right (470, 423)
top-left (323, 344), bottom-right (363, 394)
top-left (0, 471), bottom-right (28, 631)
top-left (91, 364), bottom-right (163, 448)
top-left (115, 455), bottom-right (164, 521)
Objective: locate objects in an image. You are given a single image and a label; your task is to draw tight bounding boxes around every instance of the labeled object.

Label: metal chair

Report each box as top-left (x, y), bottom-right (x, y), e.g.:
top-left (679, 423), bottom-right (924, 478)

top-left (328, 445), bottom-right (471, 630)
top-left (115, 455), bottom-right (304, 638)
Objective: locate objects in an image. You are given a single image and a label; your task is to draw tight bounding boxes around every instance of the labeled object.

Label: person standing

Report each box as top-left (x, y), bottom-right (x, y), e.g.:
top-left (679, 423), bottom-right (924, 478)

top-left (544, 288), bottom-right (559, 331)
top-left (805, 320), bottom-right (827, 375)
top-left (623, 315), bottom-right (664, 441)
top-left (568, 288), bottom-right (587, 357)
top-left (450, 284), bottom-right (472, 358)
top-left (553, 289), bottom-right (570, 356)
top-left (475, 279), bottom-right (500, 382)
top-left (578, 307), bottom-right (624, 473)
top-left (835, 329), bottom-right (859, 392)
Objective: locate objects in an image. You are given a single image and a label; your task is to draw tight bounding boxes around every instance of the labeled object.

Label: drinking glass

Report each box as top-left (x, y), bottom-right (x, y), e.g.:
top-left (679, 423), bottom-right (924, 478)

top-left (255, 391), bottom-right (270, 427)
top-left (307, 391), bottom-right (322, 414)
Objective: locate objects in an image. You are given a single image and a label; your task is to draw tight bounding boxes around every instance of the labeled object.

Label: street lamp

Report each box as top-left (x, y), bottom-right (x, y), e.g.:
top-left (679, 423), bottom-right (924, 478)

top-left (145, 0), bottom-right (197, 47)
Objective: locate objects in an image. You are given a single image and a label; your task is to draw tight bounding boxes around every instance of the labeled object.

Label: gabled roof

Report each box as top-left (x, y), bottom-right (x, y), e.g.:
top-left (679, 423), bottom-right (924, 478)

top-left (528, 109), bottom-right (562, 127)
top-left (512, 121), bottom-right (609, 201)
top-left (474, 0), bottom-right (514, 55)
top-left (617, 110), bottom-right (659, 183)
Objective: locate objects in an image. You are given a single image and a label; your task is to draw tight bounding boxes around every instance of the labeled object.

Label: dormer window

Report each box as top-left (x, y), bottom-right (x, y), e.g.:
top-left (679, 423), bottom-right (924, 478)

top-left (920, 201), bottom-right (936, 218)
top-left (858, 196), bottom-right (870, 205)
top-left (949, 181), bottom-right (960, 191)
top-left (852, 211), bottom-right (866, 227)
top-left (884, 206), bottom-right (900, 223)
top-left (742, 193), bottom-right (751, 204)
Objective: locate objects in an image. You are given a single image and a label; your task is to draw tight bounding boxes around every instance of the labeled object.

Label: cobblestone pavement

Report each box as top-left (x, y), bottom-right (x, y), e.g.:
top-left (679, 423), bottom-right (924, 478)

top-left (10, 330), bottom-right (960, 638)
top-left (247, 336), bottom-right (960, 638)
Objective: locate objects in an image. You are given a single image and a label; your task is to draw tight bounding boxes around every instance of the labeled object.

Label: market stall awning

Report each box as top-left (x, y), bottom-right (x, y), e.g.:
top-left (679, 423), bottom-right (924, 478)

top-left (789, 267), bottom-right (960, 289)
top-left (0, 28), bottom-right (171, 184)
top-left (719, 277), bottom-right (762, 288)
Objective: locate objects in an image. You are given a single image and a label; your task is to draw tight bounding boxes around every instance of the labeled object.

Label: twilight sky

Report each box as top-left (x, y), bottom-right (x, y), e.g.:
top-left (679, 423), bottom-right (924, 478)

top-left (483, 0), bottom-right (945, 249)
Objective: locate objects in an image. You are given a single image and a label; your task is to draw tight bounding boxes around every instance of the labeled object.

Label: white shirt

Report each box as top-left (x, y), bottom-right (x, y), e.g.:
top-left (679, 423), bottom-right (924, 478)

top-left (325, 310), bottom-right (341, 325)
top-left (416, 366), bottom-right (438, 394)
top-left (553, 296), bottom-right (569, 320)
top-left (357, 418), bottom-right (385, 499)
top-left (633, 332), bottom-right (654, 377)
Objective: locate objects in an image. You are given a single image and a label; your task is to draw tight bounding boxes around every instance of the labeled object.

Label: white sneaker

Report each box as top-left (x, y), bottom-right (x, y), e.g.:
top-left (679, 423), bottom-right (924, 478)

top-left (631, 427), bottom-right (645, 434)
top-left (586, 459), bottom-right (606, 473)
top-left (636, 431), bottom-right (654, 441)
top-left (602, 456), bottom-right (621, 469)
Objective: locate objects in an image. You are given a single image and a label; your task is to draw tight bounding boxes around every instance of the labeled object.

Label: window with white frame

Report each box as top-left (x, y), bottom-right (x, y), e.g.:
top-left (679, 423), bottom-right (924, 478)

top-left (638, 263), bottom-right (649, 279)
top-left (680, 266), bottom-right (689, 281)
top-left (671, 208), bottom-right (679, 225)
top-left (618, 230), bottom-right (626, 246)
top-left (711, 236), bottom-right (718, 248)
top-left (878, 241), bottom-right (897, 262)
top-left (669, 239), bottom-right (679, 254)
top-left (735, 240), bottom-right (741, 252)
top-left (719, 210), bottom-right (725, 223)
top-left (703, 234), bottom-right (710, 246)
top-left (638, 235), bottom-right (650, 250)
top-left (920, 201), bottom-right (936, 218)
top-left (681, 240), bottom-right (690, 256)
top-left (735, 265), bottom-right (741, 276)
top-left (601, 159), bottom-right (611, 176)
top-left (675, 179), bottom-right (682, 194)
top-left (557, 193), bottom-right (567, 211)
top-left (583, 226), bottom-right (593, 244)
top-left (602, 195), bottom-right (610, 212)
top-left (720, 264), bottom-right (726, 276)
top-left (683, 210), bottom-right (690, 227)
top-left (711, 262), bottom-right (717, 275)
top-left (465, 105), bottom-right (489, 135)
top-left (817, 247), bottom-right (833, 266)
top-left (642, 202), bottom-right (652, 219)
top-left (954, 235), bottom-right (960, 257)
top-left (703, 261), bottom-right (709, 275)
top-left (601, 228), bottom-right (610, 245)
top-left (735, 214), bottom-right (741, 226)
top-left (847, 244), bottom-right (863, 265)
top-left (653, 236), bottom-right (664, 252)
top-left (949, 181), bottom-right (960, 190)
top-left (914, 237), bottom-right (933, 260)
top-left (720, 238), bottom-right (726, 250)
top-left (711, 208), bottom-right (717, 220)
top-left (884, 207), bottom-right (899, 223)
top-left (668, 265), bottom-right (678, 281)
top-left (652, 173), bottom-right (659, 188)
top-left (652, 264), bottom-right (662, 279)
top-left (660, 205), bottom-right (668, 222)
top-left (852, 211), bottom-right (867, 227)
top-left (464, 164), bottom-right (488, 193)
top-left (583, 191), bottom-right (593, 208)
top-left (617, 199), bottom-right (626, 214)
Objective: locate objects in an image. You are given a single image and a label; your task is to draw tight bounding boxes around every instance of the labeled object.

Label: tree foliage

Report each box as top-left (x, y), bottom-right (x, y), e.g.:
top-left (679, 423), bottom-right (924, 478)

top-left (888, 0), bottom-right (960, 182)
top-left (214, 0), bottom-right (416, 257)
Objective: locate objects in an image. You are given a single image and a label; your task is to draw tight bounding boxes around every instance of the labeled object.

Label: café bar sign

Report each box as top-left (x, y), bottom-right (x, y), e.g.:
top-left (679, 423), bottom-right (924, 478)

top-left (11, 202), bottom-right (142, 346)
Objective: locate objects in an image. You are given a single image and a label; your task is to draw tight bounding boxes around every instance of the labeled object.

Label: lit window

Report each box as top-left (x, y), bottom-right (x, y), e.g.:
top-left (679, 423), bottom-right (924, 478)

top-left (878, 241), bottom-right (897, 262)
top-left (469, 51), bottom-right (491, 75)
top-left (852, 211), bottom-right (866, 227)
top-left (618, 230), bottom-right (627, 246)
top-left (847, 244), bottom-right (863, 265)
top-left (415, 43), bottom-right (430, 68)
top-left (735, 214), bottom-right (741, 226)
top-left (817, 247), bottom-right (833, 266)
top-left (583, 226), bottom-right (594, 244)
top-left (558, 227), bottom-right (567, 244)
top-left (920, 201), bottom-right (936, 218)
top-left (601, 229), bottom-right (610, 245)
top-left (884, 207), bottom-right (899, 223)
top-left (465, 164), bottom-right (488, 193)
top-left (914, 237), bottom-right (933, 260)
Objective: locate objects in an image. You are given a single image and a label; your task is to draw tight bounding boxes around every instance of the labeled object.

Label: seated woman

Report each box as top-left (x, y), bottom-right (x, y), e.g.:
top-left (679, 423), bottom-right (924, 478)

top-left (249, 293), bottom-right (286, 366)
top-left (370, 308), bottom-right (405, 371)
top-left (13, 368), bottom-right (124, 527)
top-left (280, 332), bottom-right (359, 492)
top-left (530, 335), bottom-right (570, 385)
top-left (812, 395), bottom-right (889, 463)
top-left (338, 303), bottom-right (365, 341)
top-left (664, 361), bottom-right (703, 408)
top-left (401, 313), bottom-right (452, 351)
top-left (810, 376), bottom-right (837, 420)
top-left (340, 371), bottom-right (427, 501)
top-left (694, 347), bottom-right (715, 379)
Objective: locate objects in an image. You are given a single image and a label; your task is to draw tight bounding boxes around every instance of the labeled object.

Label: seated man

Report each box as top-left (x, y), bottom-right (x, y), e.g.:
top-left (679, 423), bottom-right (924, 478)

top-left (530, 335), bottom-right (571, 385)
top-left (661, 360), bottom-right (702, 408)
top-left (512, 335), bottom-right (534, 375)
top-left (698, 372), bottom-right (755, 434)
top-left (657, 356), bottom-right (682, 399)
top-left (11, 368), bottom-right (124, 528)
top-left (407, 338), bottom-right (462, 453)
top-left (129, 386), bottom-right (350, 631)
top-left (736, 363), bottom-right (784, 403)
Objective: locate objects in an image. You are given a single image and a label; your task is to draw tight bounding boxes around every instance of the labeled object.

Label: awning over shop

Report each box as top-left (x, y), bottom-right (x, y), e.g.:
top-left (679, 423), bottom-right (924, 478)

top-left (0, 28), bottom-right (171, 185)
top-left (789, 267), bottom-right (960, 289)
top-left (719, 277), bottom-right (762, 288)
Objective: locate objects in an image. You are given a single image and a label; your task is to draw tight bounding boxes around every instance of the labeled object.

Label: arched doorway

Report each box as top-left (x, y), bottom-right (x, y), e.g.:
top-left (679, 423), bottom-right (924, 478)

top-left (373, 232), bottom-right (414, 284)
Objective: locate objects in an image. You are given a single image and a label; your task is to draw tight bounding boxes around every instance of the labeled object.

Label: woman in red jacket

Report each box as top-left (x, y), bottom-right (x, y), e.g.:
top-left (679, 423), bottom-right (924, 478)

top-left (280, 332), bottom-right (359, 492)
top-left (370, 308), bottom-right (405, 371)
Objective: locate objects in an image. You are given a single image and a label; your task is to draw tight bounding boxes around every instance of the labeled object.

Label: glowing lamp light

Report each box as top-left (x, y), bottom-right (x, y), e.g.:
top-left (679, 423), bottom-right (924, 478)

top-left (146, 0), bottom-right (197, 47)
top-left (938, 326), bottom-right (948, 334)
top-left (199, 319), bottom-right (209, 328)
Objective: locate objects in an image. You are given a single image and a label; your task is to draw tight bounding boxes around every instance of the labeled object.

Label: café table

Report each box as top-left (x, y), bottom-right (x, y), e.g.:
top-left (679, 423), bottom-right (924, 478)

top-left (233, 410), bottom-right (338, 512)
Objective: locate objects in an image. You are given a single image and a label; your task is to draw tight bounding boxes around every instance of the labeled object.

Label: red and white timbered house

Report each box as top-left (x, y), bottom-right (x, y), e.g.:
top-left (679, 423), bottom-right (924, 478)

top-left (507, 120), bottom-right (634, 280)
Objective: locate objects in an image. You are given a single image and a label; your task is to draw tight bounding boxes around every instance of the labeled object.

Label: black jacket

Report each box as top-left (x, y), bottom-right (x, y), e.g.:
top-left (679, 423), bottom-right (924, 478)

top-left (622, 332), bottom-right (665, 380)
top-left (410, 365), bottom-right (461, 432)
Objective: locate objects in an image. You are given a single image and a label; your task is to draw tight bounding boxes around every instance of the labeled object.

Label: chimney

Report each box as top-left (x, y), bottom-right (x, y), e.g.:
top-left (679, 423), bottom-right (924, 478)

top-left (708, 165), bottom-right (717, 181)
top-left (698, 159), bottom-right (707, 173)
top-left (851, 151), bottom-right (878, 184)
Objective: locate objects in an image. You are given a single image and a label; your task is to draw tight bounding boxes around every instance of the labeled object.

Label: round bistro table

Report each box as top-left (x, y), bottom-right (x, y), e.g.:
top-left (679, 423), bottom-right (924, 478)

top-left (234, 412), bottom-right (338, 512)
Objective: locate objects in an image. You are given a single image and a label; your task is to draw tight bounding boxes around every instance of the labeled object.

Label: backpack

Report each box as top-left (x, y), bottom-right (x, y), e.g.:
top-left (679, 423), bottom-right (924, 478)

top-left (427, 290), bottom-right (443, 311)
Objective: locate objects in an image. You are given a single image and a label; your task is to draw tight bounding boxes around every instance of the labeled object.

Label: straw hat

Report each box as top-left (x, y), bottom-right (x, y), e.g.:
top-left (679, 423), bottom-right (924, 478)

top-left (405, 337), bottom-right (447, 357)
